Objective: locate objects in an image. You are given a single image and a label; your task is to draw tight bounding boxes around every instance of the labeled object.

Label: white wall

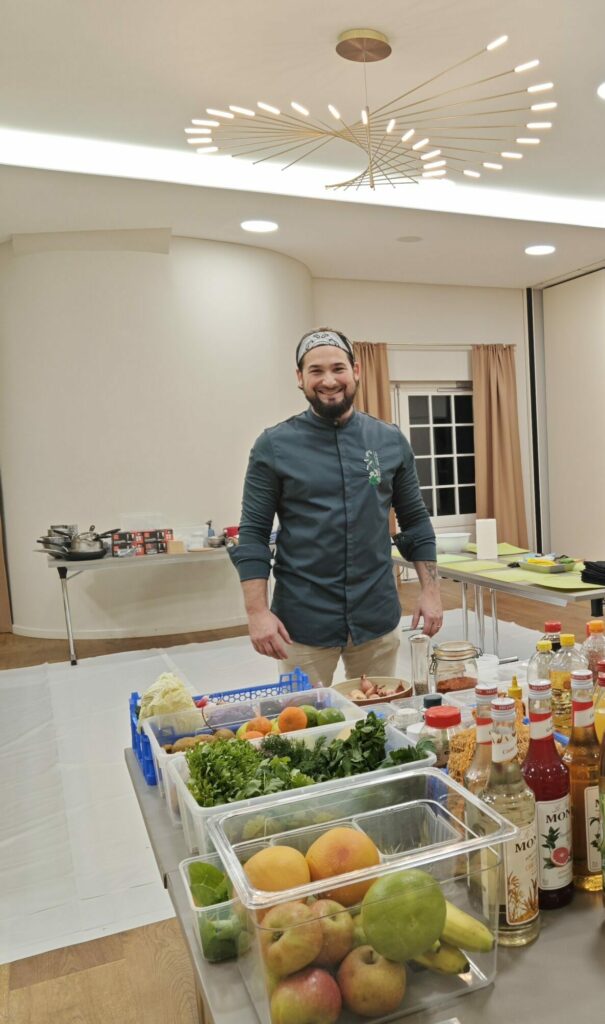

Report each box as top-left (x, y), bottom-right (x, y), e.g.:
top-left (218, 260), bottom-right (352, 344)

top-left (542, 270), bottom-right (605, 554)
top-left (0, 236), bottom-right (311, 638)
top-left (313, 279), bottom-right (533, 541)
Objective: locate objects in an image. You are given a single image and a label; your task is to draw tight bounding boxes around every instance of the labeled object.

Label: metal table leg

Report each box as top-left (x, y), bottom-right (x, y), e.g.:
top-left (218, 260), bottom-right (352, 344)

top-left (58, 567), bottom-right (78, 666)
top-left (461, 581), bottom-right (469, 641)
top-left (591, 598), bottom-right (604, 617)
top-left (475, 584), bottom-right (485, 651)
top-left (490, 589), bottom-right (499, 658)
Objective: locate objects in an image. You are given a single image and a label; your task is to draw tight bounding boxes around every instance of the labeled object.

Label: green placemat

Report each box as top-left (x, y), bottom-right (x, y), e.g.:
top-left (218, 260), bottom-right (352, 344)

top-left (529, 572), bottom-right (604, 591)
top-left (476, 568), bottom-right (534, 583)
top-left (464, 542), bottom-right (530, 556)
top-left (440, 559), bottom-right (503, 573)
top-left (436, 553), bottom-right (474, 564)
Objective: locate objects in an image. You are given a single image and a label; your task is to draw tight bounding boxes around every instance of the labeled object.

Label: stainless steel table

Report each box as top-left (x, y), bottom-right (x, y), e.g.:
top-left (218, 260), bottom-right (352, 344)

top-left (394, 552), bottom-right (605, 659)
top-left (48, 550), bottom-right (229, 665)
top-left (126, 749), bottom-right (605, 1024)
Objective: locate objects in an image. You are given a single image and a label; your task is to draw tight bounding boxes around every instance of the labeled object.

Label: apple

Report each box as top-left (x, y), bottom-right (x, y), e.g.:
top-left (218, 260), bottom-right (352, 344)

top-left (337, 945), bottom-right (406, 1018)
top-left (309, 899), bottom-right (354, 966)
top-left (351, 915), bottom-right (367, 949)
top-left (271, 967), bottom-right (342, 1024)
top-left (260, 901), bottom-right (323, 977)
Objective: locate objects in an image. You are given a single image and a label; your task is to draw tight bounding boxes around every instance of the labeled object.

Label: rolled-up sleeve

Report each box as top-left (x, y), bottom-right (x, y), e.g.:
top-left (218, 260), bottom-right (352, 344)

top-left (229, 431), bottom-right (279, 582)
top-left (392, 433), bottom-right (436, 562)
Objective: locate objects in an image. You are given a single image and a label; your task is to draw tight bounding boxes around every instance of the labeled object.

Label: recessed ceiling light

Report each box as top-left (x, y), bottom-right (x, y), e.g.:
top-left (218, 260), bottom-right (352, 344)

top-left (597, 82), bottom-right (605, 100)
top-left (516, 137), bottom-right (540, 144)
top-left (291, 102), bottom-right (309, 116)
top-left (422, 168), bottom-right (447, 177)
top-left (206, 108), bottom-right (234, 119)
top-left (501, 151), bottom-right (523, 159)
top-left (412, 137), bottom-right (430, 150)
top-left (257, 102), bottom-right (280, 115)
top-left (328, 104), bottom-right (341, 120)
top-left (526, 122), bottom-right (552, 129)
top-left (424, 160), bottom-right (446, 170)
top-left (401, 129), bottom-right (415, 142)
top-left (525, 244), bottom-right (555, 255)
top-left (187, 137), bottom-right (213, 144)
top-left (396, 235), bottom-right (422, 243)
top-left (421, 149), bottom-right (441, 161)
top-left (191, 120), bottom-right (219, 127)
top-left (483, 162), bottom-right (503, 170)
top-left (240, 220), bottom-right (279, 233)
top-left (196, 147), bottom-right (218, 154)
top-left (386, 119), bottom-right (396, 133)
top-left (230, 105), bottom-right (255, 117)
top-left (463, 169), bottom-right (481, 177)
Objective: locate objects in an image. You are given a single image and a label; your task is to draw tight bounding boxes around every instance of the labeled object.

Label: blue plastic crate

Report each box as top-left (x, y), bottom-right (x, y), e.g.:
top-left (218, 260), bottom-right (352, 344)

top-left (130, 668), bottom-right (311, 786)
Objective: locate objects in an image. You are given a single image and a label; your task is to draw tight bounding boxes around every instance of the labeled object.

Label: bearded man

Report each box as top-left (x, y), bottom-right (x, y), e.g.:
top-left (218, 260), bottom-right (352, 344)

top-left (229, 328), bottom-right (442, 686)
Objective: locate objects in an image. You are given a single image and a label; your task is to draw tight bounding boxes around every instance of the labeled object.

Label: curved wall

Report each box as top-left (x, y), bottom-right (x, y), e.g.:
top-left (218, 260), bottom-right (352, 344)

top-left (0, 236), bottom-right (312, 637)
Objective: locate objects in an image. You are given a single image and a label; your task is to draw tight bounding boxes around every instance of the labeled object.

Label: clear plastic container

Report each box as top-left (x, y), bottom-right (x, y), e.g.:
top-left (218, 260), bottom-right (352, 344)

top-left (526, 639), bottom-right (553, 683)
top-left (418, 706), bottom-right (463, 768)
top-left (178, 853), bottom-right (247, 962)
top-left (431, 640), bottom-right (480, 695)
top-left (169, 722), bottom-right (436, 855)
top-left (582, 621), bottom-right (605, 681)
top-left (207, 767), bottom-right (517, 1024)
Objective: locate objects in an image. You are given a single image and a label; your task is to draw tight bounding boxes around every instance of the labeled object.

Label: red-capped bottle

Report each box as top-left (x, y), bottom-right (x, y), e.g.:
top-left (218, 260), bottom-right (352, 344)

top-left (522, 679), bottom-right (573, 908)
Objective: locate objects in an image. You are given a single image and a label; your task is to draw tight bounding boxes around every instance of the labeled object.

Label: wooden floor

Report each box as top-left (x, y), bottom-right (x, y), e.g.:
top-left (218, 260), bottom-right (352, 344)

top-left (0, 578), bottom-right (598, 1023)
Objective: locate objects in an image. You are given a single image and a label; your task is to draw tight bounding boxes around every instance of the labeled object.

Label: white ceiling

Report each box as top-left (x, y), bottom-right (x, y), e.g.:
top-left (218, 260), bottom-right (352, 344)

top-left (1, 0), bottom-right (605, 288)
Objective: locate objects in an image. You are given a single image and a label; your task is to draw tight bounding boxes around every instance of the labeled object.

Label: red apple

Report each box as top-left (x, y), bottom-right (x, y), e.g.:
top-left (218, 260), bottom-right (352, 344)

top-left (260, 901), bottom-right (323, 978)
top-left (337, 945), bottom-right (406, 1017)
top-left (310, 898), bottom-right (354, 966)
top-left (271, 967), bottom-right (342, 1024)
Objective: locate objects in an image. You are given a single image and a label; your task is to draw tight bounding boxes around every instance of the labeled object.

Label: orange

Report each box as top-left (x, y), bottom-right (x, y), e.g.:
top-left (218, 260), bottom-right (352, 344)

top-left (247, 716), bottom-right (273, 736)
top-left (244, 730), bottom-right (264, 740)
top-left (244, 845), bottom-right (311, 892)
top-left (277, 706), bottom-right (308, 732)
top-left (305, 827), bottom-right (380, 907)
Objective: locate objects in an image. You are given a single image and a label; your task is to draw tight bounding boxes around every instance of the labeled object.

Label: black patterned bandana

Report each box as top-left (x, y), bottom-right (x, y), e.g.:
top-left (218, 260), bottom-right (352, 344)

top-left (296, 329), bottom-right (354, 367)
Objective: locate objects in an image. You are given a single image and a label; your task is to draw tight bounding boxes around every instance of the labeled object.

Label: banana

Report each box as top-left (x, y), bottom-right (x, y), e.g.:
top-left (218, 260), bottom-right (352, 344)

top-left (440, 901), bottom-right (494, 952)
top-left (413, 941), bottom-right (470, 975)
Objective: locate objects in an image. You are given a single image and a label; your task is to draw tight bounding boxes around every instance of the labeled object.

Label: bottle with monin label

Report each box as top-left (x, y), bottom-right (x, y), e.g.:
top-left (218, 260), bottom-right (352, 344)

top-left (522, 679), bottom-right (573, 908)
top-left (479, 697), bottom-right (540, 946)
top-left (562, 669), bottom-right (603, 891)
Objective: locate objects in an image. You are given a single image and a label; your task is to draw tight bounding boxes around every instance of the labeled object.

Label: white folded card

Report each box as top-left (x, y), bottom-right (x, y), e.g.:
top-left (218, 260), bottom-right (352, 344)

top-left (476, 518), bottom-right (498, 561)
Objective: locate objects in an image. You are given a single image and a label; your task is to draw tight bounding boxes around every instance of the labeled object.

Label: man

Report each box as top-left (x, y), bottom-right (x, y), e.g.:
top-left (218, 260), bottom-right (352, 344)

top-left (229, 328), bottom-right (442, 686)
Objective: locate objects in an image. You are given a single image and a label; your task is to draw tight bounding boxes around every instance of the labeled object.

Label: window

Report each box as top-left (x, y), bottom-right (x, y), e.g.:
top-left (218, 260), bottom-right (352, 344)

top-left (392, 383), bottom-right (476, 527)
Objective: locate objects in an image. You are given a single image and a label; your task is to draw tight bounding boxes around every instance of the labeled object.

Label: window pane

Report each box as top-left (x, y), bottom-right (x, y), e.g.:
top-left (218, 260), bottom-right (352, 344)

top-left (416, 458), bottom-right (432, 487)
top-left (420, 488), bottom-right (434, 516)
top-left (431, 395), bottom-right (451, 424)
top-left (456, 425), bottom-right (474, 454)
top-left (409, 395), bottom-right (429, 424)
top-left (455, 394), bottom-right (473, 423)
top-left (459, 486), bottom-right (476, 514)
top-left (436, 488), bottom-right (456, 516)
top-left (457, 456), bottom-right (475, 484)
top-left (410, 427), bottom-right (431, 456)
top-left (434, 426), bottom-right (453, 455)
top-left (435, 458), bottom-right (454, 485)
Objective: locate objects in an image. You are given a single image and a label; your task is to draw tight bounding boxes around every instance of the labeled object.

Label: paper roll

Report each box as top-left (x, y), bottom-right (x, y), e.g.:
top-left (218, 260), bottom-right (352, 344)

top-left (476, 518), bottom-right (498, 560)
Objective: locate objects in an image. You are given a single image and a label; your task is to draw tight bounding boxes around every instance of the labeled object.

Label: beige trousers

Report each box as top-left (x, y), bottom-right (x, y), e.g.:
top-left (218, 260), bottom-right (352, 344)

top-left (280, 626), bottom-right (400, 688)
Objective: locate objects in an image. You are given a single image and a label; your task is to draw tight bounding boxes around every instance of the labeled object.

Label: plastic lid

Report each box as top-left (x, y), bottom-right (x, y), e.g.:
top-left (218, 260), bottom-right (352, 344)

top-left (423, 693), bottom-right (443, 708)
top-left (536, 640), bottom-right (552, 652)
top-left (560, 633), bottom-right (575, 646)
top-left (597, 660), bottom-right (605, 681)
top-left (587, 619), bottom-right (605, 633)
top-left (475, 681), bottom-right (498, 698)
top-left (571, 669), bottom-right (593, 688)
top-left (491, 696), bottom-right (516, 719)
top-left (528, 679), bottom-right (552, 696)
top-left (432, 640), bottom-right (479, 661)
top-left (425, 706), bottom-right (461, 728)
top-left (544, 621), bottom-right (561, 633)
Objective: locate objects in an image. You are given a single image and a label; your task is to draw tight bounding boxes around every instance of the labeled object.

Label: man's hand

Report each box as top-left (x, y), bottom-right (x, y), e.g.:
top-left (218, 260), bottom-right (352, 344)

top-left (249, 609), bottom-right (292, 660)
top-left (412, 560), bottom-right (443, 637)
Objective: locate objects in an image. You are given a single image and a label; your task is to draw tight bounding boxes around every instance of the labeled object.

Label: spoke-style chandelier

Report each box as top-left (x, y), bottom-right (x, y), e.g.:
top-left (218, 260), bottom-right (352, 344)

top-left (185, 29), bottom-right (556, 190)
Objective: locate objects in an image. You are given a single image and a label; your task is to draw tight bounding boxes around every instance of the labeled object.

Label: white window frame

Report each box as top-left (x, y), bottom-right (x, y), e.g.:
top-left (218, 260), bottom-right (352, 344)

top-left (391, 381), bottom-right (476, 532)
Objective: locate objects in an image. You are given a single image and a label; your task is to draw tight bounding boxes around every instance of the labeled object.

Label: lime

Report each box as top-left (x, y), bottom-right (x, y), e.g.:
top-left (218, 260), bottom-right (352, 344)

top-left (298, 704), bottom-right (319, 727)
top-left (316, 708), bottom-right (346, 726)
top-left (361, 869), bottom-right (445, 962)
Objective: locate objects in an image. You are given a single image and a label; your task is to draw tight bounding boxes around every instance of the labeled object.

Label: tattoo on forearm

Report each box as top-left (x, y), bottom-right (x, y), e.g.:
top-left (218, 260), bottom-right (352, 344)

top-left (421, 561), bottom-right (439, 584)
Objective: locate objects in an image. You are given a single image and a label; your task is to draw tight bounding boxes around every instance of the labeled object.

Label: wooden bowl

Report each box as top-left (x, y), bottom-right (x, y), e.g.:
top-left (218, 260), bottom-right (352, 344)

top-left (332, 676), bottom-right (413, 706)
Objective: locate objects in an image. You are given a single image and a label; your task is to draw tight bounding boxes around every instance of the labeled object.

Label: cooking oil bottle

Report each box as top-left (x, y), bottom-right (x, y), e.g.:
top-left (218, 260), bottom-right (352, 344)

top-left (593, 660), bottom-right (605, 744)
top-left (562, 669), bottom-right (603, 891)
top-left (550, 634), bottom-right (588, 736)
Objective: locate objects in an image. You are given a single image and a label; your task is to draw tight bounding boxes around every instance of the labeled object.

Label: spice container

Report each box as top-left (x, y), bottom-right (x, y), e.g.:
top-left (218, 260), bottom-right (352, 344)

top-left (388, 698), bottom-right (423, 731)
top-left (419, 706), bottom-right (463, 768)
top-left (431, 640), bottom-right (480, 694)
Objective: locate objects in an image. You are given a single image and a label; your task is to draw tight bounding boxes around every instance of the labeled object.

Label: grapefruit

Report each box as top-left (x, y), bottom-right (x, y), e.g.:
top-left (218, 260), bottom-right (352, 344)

top-left (306, 827), bottom-right (380, 906)
top-left (552, 846), bottom-right (570, 866)
top-left (361, 869), bottom-right (446, 962)
top-left (244, 845), bottom-right (310, 892)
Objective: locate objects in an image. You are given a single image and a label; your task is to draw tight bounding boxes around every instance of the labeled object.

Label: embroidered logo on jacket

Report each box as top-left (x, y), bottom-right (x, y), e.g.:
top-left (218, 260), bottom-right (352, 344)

top-left (364, 450), bottom-right (382, 486)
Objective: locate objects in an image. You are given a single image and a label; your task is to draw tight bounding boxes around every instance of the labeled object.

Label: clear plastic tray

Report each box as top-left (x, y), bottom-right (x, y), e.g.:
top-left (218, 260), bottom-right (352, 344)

top-left (207, 767), bottom-right (517, 1024)
top-left (168, 721), bottom-right (436, 855)
top-left (178, 852), bottom-right (245, 963)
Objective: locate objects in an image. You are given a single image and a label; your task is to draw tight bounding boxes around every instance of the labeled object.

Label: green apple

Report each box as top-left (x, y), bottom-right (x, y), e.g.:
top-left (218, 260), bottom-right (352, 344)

top-left (298, 704), bottom-right (319, 728)
top-left (260, 901), bottom-right (323, 978)
top-left (337, 945), bottom-right (406, 1017)
top-left (361, 869), bottom-right (445, 962)
top-left (271, 967), bottom-right (342, 1024)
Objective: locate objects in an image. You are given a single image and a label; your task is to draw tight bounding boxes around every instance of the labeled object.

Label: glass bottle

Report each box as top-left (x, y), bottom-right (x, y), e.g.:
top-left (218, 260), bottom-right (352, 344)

top-left (562, 669), bottom-right (603, 891)
top-left (410, 633), bottom-right (431, 696)
top-left (542, 620), bottom-right (562, 653)
top-left (463, 681), bottom-right (499, 795)
top-left (582, 620), bottom-right (605, 681)
top-left (522, 679), bottom-right (573, 909)
top-left (418, 706), bottom-right (462, 768)
top-left (600, 719), bottom-right (605, 902)
top-left (594, 661), bottom-right (605, 744)
top-left (430, 640), bottom-right (480, 694)
top-left (527, 640), bottom-right (553, 683)
top-left (549, 634), bottom-right (588, 736)
top-left (479, 697), bottom-right (540, 946)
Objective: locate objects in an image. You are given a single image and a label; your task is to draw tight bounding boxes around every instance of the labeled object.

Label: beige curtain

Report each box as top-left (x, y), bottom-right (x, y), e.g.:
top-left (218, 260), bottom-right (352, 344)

top-left (352, 341), bottom-right (391, 420)
top-left (353, 341), bottom-right (398, 534)
top-left (472, 345), bottom-right (528, 548)
top-left (0, 520), bottom-right (11, 633)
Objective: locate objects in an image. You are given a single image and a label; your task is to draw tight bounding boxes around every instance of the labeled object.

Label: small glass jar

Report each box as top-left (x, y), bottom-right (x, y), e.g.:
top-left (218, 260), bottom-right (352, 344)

top-left (423, 693), bottom-right (443, 710)
top-left (430, 640), bottom-right (480, 695)
top-left (418, 706), bottom-right (463, 768)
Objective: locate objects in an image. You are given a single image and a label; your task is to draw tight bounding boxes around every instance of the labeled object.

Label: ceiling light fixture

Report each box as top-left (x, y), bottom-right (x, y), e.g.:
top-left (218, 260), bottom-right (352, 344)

top-left (598, 83), bottom-right (605, 100)
top-left (424, 160), bottom-right (446, 169)
top-left (185, 127), bottom-right (212, 134)
top-left (240, 220), bottom-right (279, 233)
top-left (191, 29), bottom-right (555, 189)
top-left (187, 137), bottom-right (213, 144)
top-left (525, 244), bottom-right (555, 255)
top-left (483, 162), bottom-right (503, 169)
top-left (423, 168), bottom-right (447, 177)
top-left (197, 147), bottom-right (218, 154)
top-left (531, 101), bottom-right (557, 110)
top-left (501, 151), bottom-right (523, 158)
top-left (191, 120), bottom-right (219, 127)
top-left (516, 137), bottom-right (540, 144)
top-left (463, 169), bottom-right (481, 177)
top-left (526, 121), bottom-right (552, 129)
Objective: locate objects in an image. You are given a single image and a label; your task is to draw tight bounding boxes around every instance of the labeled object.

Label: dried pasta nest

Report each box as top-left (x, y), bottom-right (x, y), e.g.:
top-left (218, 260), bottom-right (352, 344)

top-left (448, 698), bottom-right (547, 787)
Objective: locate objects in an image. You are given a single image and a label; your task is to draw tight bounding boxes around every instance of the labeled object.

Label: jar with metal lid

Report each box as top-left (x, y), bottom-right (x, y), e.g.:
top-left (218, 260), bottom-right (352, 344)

top-left (418, 706), bottom-right (463, 768)
top-left (430, 640), bottom-right (481, 695)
